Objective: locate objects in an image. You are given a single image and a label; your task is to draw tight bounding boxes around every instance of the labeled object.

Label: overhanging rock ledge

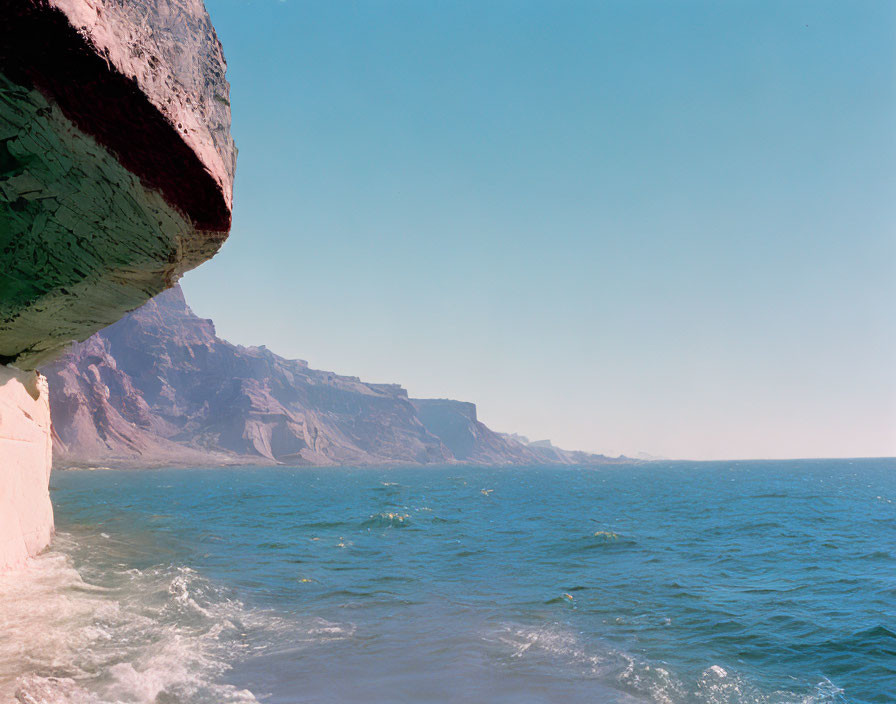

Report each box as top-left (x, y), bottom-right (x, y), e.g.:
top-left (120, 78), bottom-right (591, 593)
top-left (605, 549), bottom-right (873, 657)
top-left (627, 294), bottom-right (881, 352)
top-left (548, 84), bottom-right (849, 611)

top-left (0, 0), bottom-right (235, 569)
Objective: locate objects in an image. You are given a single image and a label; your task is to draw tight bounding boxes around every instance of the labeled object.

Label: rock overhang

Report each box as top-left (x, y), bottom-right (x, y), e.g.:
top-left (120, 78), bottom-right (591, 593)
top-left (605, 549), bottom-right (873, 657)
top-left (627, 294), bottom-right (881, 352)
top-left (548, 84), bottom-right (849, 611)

top-left (0, 0), bottom-right (236, 369)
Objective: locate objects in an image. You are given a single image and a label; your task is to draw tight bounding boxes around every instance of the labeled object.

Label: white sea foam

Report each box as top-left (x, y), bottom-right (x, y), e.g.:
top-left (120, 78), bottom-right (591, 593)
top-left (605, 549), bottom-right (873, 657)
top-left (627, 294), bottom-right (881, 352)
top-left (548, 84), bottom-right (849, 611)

top-left (490, 622), bottom-right (848, 704)
top-left (0, 533), bottom-right (352, 704)
top-left (0, 548), bottom-right (256, 703)
top-left (491, 621), bottom-right (684, 700)
top-left (497, 622), bottom-right (604, 667)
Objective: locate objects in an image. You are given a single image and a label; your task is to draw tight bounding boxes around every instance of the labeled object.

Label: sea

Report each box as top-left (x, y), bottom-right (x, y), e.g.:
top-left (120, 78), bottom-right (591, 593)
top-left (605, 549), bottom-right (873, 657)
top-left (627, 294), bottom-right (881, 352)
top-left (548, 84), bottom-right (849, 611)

top-left (1, 460), bottom-right (893, 704)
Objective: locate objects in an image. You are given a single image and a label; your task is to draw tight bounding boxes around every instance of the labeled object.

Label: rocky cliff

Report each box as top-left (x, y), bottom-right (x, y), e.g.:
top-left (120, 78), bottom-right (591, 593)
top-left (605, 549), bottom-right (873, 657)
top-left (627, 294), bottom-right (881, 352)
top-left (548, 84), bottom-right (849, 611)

top-left (0, 0), bottom-right (234, 568)
top-left (43, 287), bottom-right (623, 468)
top-left (410, 400), bottom-right (617, 465)
top-left (44, 286), bottom-right (453, 466)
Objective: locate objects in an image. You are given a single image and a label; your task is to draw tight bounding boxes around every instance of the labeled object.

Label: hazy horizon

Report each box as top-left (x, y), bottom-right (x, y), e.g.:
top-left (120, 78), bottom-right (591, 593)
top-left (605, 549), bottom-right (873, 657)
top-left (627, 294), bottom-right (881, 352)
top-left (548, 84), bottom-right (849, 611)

top-left (183, 0), bottom-right (896, 461)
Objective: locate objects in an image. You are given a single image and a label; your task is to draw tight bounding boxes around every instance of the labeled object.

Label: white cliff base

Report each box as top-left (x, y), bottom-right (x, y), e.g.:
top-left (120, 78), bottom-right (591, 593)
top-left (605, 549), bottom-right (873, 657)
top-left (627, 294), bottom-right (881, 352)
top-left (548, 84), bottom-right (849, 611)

top-left (0, 366), bottom-right (53, 570)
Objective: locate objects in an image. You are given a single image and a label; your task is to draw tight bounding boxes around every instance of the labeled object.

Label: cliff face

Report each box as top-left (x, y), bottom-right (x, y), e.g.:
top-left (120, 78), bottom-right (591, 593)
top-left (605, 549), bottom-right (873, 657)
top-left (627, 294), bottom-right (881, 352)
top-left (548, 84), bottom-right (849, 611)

top-left (410, 399), bottom-right (543, 464)
top-left (411, 399), bottom-right (618, 466)
top-left (0, 0), bottom-right (234, 567)
top-left (43, 288), bottom-right (623, 468)
top-left (45, 287), bottom-right (454, 467)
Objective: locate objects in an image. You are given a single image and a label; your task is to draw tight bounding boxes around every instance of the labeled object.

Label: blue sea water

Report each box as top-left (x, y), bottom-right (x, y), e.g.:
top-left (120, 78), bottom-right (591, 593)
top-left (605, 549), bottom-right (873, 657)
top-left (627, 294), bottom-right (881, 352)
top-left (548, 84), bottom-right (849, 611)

top-left (2, 460), bottom-right (894, 703)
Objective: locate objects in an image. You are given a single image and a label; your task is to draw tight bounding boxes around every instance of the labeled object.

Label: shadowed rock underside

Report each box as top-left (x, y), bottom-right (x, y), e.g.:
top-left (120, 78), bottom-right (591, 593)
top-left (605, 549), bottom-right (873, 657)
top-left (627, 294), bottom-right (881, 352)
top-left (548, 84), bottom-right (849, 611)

top-left (0, 0), bottom-right (235, 370)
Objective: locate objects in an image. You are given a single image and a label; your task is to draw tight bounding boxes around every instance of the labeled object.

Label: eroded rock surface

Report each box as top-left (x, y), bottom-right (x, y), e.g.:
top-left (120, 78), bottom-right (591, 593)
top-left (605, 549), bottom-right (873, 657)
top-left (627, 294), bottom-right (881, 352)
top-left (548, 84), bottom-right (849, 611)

top-left (412, 399), bottom-right (619, 465)
top-left (45, 287), bottom-right (454, 466)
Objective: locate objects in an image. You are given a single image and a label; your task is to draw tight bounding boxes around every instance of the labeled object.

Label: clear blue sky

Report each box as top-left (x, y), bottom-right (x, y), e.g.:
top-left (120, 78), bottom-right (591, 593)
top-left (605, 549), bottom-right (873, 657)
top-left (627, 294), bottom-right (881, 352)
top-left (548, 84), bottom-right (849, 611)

top-left (184, 0), bottom-right (896, 460)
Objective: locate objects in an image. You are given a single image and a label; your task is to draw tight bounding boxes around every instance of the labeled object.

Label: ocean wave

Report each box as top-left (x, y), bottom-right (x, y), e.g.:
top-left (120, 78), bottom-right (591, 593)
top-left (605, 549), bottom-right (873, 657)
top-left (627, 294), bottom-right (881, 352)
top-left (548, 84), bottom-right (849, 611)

top-left (697, 669), bottom-right (849, 704)
top-left (299, 520), bottom-right (350, 529)
top-left (490, 621), bottom-right (684, 701)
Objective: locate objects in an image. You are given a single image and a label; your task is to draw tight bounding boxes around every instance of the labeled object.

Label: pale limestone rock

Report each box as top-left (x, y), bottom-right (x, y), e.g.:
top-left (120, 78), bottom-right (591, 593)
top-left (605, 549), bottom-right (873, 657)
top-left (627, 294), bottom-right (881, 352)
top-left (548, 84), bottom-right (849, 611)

top-left (0, 366), bottom-right (53, 570)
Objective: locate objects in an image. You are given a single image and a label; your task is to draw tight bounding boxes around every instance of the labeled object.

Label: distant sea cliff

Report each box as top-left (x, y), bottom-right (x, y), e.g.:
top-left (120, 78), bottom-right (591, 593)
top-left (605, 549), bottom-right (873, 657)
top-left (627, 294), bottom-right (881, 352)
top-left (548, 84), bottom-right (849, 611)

top-left (42, 286), bottom-right (627, 469)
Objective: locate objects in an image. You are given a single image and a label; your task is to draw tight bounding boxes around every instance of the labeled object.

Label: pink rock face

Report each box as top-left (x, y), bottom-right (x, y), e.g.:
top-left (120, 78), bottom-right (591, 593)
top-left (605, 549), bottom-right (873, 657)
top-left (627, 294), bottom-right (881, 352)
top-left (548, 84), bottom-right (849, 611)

top-left (48, 0), bottom-right (236, 212)
top-left (0, 367), bottom-right (53, 571)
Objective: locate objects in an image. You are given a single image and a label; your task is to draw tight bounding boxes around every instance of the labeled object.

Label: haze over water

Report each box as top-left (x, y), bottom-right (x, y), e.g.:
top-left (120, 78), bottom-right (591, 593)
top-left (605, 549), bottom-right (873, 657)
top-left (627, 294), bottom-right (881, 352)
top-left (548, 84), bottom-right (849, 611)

top-left (3, 460), bottom-right (894, 703)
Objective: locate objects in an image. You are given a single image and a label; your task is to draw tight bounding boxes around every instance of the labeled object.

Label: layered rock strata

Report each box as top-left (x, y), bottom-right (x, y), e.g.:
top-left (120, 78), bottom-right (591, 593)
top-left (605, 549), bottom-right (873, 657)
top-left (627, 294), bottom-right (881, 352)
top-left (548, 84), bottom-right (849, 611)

top-left (45, 287), bottom-right (456, 467)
